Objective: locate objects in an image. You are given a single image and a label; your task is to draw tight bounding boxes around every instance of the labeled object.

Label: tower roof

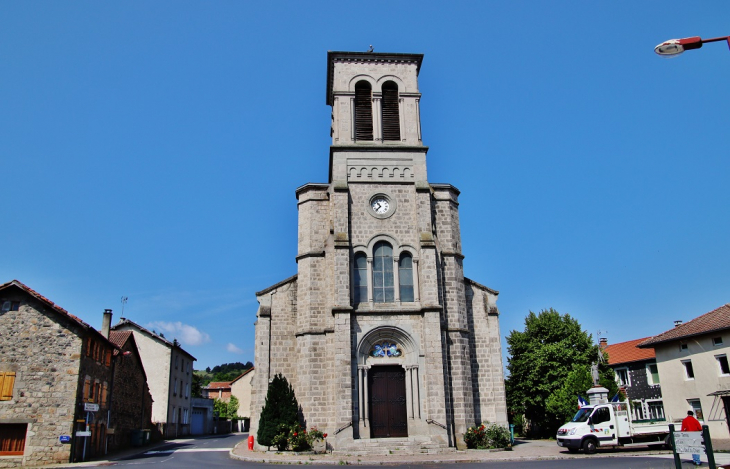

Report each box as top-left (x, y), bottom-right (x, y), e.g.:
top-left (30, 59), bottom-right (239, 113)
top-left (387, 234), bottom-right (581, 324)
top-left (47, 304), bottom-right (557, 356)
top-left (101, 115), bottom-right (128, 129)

top-left (326, 51), bottom-right (424, 105)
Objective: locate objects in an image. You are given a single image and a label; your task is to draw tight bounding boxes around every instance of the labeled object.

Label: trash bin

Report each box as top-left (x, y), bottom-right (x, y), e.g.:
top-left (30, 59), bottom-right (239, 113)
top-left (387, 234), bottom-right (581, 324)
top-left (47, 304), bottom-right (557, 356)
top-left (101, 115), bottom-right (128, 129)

top-left (131, 430), bottom-right (143, 447)
top-left (142, 429), bottom-right (151, 446)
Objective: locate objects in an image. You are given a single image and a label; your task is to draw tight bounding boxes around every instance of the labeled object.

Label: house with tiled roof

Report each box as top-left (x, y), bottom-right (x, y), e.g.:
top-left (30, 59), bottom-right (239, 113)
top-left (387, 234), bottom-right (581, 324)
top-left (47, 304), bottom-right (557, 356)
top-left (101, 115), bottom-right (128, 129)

top-left (0, 280), bottom-right (118, 466)
top-left (639, 303), bottom-right (730, 443)
top-left (602, 337), bottom-right (664, 422)
top-left (202, 381), bottom-right (232, 400)
top-left (111, 318), bottom-right (196, 439)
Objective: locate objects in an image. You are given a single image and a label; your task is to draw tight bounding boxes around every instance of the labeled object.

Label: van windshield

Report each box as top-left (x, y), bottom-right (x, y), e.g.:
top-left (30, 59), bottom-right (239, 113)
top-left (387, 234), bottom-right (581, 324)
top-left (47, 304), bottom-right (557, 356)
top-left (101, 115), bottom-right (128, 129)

top-left (572, 407), bottom-right (593, 423)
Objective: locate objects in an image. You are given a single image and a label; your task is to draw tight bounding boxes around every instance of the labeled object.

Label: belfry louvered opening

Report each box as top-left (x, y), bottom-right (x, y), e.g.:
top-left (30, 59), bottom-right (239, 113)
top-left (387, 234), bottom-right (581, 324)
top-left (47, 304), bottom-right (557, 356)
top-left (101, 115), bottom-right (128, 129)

top-left (381, 81), bottom-right (401, 141)
top-left (354, 81), bottom-right (373, 141)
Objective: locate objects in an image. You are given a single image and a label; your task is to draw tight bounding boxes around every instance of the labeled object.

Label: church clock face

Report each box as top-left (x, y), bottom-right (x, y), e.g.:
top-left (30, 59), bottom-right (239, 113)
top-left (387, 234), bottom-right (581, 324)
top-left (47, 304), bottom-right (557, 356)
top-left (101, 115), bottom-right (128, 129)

top-left (368, 193), bottom-right (396, 219)
top-left (371, 197), bottom-right (390, 214)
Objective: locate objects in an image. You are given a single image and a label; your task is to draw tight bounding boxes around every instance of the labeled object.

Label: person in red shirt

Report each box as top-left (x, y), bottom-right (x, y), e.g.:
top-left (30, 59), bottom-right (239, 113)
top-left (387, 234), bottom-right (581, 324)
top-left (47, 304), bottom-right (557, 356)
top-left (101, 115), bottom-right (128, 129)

top-left (681, 410), bottom-right (703, 465)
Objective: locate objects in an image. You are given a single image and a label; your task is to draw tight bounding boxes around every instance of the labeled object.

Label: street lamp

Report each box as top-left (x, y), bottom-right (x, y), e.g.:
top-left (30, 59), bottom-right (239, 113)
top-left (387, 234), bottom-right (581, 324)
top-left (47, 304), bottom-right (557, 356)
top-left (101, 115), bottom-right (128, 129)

top-left (654, 35), bottom-right (730, 57)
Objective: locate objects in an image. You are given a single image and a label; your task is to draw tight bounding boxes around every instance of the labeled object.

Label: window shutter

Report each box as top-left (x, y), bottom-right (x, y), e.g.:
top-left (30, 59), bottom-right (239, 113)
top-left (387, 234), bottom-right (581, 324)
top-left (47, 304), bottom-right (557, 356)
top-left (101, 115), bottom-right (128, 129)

top-left (381, 82), bottom-right (400, 141)
top-left (0, 372), bottom-right (15, 401)
top-left (0, 423), bottom-right (27, 455)
top-left (354, 82), bottom-right (373, 141)
top-left (105, 349), bottom-right (111, 367)
top-left (86, 337), bottom-right (92, 356)
top-left (83, 378), bottom-right (90, 401)
top-left (101, 383), bottom-right (108, 406)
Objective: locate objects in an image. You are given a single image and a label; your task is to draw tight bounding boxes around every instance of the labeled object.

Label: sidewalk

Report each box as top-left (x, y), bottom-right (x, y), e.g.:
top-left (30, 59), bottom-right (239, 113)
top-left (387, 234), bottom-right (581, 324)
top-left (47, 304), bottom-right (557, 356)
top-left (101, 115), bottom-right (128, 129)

top-left (230, 438), bottom-right (730, 466)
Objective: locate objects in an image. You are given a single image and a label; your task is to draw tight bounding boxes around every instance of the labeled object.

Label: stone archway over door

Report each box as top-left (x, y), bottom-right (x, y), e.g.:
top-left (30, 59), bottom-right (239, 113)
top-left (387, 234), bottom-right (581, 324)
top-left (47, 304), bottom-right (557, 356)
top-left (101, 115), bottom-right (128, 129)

top-left (369, 365), bottom-right (408, 438)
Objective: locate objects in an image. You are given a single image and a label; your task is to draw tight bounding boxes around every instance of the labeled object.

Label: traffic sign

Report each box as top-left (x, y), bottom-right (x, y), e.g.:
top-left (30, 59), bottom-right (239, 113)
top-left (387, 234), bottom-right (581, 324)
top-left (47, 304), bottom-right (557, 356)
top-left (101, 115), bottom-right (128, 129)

top-left (84, 403), bottom-right (99, 412)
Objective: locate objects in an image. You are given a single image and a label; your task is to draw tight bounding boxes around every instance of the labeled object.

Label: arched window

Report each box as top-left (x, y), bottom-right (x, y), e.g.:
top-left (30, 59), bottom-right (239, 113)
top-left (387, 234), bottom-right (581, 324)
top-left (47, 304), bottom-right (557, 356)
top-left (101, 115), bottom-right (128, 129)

top-left (381, 81), bottom-right (400, 141)
top-left (399, 253), bottom-right (414, 302)
top-left (354, 81), bottom-right (373, 141)
top-left (373, 241), bottom-right (394, 303)
top-left (353, 252), bottom-right (368, 305)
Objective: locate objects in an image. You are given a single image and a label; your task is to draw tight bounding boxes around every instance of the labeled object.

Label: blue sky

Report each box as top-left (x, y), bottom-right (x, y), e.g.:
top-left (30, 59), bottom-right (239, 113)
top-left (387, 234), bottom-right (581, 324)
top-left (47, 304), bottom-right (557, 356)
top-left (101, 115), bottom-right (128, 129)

top-left (2, 2), bottom-right (729, 370)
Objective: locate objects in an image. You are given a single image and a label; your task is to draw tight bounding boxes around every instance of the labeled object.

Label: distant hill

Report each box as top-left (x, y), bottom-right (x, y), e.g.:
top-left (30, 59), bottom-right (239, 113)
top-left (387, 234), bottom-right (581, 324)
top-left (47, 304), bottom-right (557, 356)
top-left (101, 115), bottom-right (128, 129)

top-left (194, 361), bottom-right (254, 396)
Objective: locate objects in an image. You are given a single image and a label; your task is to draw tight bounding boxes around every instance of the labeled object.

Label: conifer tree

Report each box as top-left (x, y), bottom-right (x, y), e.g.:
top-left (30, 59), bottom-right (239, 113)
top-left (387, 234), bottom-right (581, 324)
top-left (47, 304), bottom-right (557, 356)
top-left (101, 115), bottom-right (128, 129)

top-left (257, 373), bottom-right (299, 447)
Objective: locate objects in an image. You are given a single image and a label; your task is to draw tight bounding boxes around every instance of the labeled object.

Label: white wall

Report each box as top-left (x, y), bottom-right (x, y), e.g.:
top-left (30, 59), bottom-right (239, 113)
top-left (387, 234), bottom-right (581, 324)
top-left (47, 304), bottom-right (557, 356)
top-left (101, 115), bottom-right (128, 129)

top-left (655, 331), bottom-right (730, 440)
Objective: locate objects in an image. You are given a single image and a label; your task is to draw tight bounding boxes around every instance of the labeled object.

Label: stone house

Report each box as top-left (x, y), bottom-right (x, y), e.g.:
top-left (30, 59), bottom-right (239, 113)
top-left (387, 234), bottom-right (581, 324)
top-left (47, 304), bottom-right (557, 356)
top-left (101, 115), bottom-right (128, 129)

top-left (249, 51), bottom-right (508, 452)
top-left (0, 280), bottom-right (117, 466)
top-left (639, 303), bottom-right (730, 443)
top-left (107, 330), bottom-right (153, 449)
top-left (602, 337), bottom-right (664, 421)
top-left (111, 318), bottom-right (196, 438)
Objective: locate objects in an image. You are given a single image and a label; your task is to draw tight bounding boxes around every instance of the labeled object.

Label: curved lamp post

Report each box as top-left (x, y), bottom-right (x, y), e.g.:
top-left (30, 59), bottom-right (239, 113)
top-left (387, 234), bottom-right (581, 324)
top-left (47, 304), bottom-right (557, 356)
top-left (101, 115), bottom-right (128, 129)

top-left (655, 35), bottom-right (730, 56)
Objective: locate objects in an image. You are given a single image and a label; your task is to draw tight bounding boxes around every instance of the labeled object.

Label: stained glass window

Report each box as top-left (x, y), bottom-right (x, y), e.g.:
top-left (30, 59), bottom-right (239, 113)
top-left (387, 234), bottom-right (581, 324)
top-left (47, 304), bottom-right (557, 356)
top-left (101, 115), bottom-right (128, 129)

top-left (370, 342), bottom-right (402, 358)
top-left (373, 242), bottom-right (394, 303)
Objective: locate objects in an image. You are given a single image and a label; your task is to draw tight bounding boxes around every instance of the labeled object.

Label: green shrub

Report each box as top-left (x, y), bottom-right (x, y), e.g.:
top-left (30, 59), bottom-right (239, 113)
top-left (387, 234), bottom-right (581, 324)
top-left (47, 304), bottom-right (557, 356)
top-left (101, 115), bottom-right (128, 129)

top-left (464, 423), bottom-right (511, 449)
top-left (257, 374), bottom-right (300, 447)
top-left (270, 423), bottom-right (311, 451)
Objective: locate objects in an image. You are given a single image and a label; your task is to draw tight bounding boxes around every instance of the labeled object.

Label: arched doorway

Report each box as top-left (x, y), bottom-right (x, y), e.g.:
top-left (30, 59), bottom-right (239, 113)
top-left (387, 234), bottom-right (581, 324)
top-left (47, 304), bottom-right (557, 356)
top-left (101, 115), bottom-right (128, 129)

top-left (356, 326), bottom-right (420, 439)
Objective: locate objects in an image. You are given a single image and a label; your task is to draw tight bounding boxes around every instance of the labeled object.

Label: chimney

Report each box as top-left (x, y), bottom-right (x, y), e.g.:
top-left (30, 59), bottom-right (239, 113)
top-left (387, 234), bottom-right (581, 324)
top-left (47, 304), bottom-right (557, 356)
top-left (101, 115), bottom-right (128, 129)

top-left (102, 309), bottom-right (112, 339)
top-left (599, 337), bottom-right (608, 348)
top-left (674, 320), bottom-right (683, 328)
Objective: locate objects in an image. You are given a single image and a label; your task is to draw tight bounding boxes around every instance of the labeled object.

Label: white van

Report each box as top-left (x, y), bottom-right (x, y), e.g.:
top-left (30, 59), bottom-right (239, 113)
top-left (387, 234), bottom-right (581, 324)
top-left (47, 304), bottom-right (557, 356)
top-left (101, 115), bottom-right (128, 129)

top-left (556, 402), bottom-right (671, 453)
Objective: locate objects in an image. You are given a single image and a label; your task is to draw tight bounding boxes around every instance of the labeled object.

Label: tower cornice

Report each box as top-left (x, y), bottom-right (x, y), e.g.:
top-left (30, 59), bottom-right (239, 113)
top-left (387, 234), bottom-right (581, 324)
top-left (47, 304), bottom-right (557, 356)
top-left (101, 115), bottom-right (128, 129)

top-left (327, 51), bottom-right (424, 105)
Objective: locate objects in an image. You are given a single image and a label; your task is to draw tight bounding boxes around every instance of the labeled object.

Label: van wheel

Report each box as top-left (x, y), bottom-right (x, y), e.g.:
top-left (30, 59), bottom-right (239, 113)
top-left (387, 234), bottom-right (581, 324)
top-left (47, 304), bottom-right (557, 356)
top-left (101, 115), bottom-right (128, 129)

top-left (582, 439), bottom-right (597, 454)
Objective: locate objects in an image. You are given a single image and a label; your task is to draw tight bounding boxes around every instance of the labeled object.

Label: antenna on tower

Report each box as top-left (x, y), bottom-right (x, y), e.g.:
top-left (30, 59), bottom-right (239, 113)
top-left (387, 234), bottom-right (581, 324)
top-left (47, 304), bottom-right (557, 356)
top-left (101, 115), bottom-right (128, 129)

top-left (121, 296), bottom-right (128, 317)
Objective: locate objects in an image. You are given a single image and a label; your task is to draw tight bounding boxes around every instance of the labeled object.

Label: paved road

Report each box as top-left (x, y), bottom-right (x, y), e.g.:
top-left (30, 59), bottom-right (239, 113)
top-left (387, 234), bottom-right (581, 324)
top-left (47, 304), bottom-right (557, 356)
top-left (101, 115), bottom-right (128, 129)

top-left (102, 433), bottom-right (248, 468)
top-left (77, 434), bottom-right (725, 468)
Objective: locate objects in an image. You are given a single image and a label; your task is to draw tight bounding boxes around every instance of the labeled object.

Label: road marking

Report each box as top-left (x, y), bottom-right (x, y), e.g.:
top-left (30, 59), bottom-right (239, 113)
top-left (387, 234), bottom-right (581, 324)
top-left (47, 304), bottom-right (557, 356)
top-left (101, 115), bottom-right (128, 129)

top-left (144, 448), bottom-right (230, 454)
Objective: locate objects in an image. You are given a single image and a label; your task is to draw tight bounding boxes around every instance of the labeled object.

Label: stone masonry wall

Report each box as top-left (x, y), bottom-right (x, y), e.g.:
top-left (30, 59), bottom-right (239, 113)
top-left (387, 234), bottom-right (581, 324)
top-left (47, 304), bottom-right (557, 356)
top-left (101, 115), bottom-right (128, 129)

top-left (249, 278), bottom-right (297, 448)
top-left (0, 291), bottom-right (83, 467)
top-left (465, 281), bottom-right (508, 425)
top-left (349, 183), bottom-right (419, 249)
top-left (110, 338), bottom-right (152, 452)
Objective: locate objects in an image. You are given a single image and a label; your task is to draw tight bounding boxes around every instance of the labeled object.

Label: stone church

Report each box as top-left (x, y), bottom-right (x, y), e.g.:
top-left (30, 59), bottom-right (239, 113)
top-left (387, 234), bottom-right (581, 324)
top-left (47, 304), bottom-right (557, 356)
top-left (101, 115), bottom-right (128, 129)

top-left (249, 51), bottom-right (507, 452)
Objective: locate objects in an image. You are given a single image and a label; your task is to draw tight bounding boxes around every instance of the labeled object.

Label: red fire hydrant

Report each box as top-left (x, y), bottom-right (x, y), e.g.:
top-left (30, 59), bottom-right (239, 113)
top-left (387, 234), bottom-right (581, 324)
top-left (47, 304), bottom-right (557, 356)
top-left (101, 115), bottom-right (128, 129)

top-left (247, 435), bottom-right (254, 450)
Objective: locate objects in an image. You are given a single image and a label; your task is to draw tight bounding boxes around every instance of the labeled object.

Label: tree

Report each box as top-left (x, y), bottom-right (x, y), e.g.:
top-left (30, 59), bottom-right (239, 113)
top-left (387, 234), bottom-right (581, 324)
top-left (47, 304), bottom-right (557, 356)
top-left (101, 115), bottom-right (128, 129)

top-left (505, 308), bottom-right (602, 437)
top-left (257, 373), bottom-right (299, 447)
top-left (213, 396), bottom-right (241, 419)
top-left (544, 364), bottom-right (618, 424)
top-left (228, 396), bottom-right (240, 419)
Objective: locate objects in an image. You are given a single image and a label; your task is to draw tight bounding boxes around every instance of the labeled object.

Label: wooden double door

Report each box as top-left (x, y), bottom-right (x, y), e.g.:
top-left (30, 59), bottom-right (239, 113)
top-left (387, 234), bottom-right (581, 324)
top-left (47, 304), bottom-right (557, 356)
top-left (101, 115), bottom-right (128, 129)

top-left (369, 365), bottom-right (408, 438)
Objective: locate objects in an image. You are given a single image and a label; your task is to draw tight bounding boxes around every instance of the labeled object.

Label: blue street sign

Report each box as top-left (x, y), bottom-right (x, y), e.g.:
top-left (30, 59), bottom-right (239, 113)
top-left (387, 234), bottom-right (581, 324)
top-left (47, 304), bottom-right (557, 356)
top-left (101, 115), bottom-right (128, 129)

top-left (59, 435), bottom-right (71, 443)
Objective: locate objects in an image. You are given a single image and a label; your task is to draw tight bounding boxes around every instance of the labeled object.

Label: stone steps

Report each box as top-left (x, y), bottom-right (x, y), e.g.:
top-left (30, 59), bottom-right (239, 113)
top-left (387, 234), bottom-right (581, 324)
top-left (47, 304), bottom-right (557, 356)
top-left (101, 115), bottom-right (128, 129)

top-left (333, 437), bottom-right (454, 455)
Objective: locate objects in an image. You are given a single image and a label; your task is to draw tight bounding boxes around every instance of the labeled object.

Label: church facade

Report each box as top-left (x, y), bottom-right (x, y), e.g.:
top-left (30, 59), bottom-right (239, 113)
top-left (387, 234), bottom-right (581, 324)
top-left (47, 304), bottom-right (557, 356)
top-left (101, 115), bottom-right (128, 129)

top-left (249, 51), bottom-right (507, 452)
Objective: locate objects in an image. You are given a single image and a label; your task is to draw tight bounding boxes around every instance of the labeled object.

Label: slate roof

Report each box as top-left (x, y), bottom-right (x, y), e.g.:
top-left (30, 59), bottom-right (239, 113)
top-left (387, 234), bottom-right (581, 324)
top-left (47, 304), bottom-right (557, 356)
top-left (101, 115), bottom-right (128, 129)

top-left (0, 279), bottom-right (117, 348)
top-left (604, 338), bottom-right (656, 365)
top-left (639, 303), bottom-right (730, 348)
